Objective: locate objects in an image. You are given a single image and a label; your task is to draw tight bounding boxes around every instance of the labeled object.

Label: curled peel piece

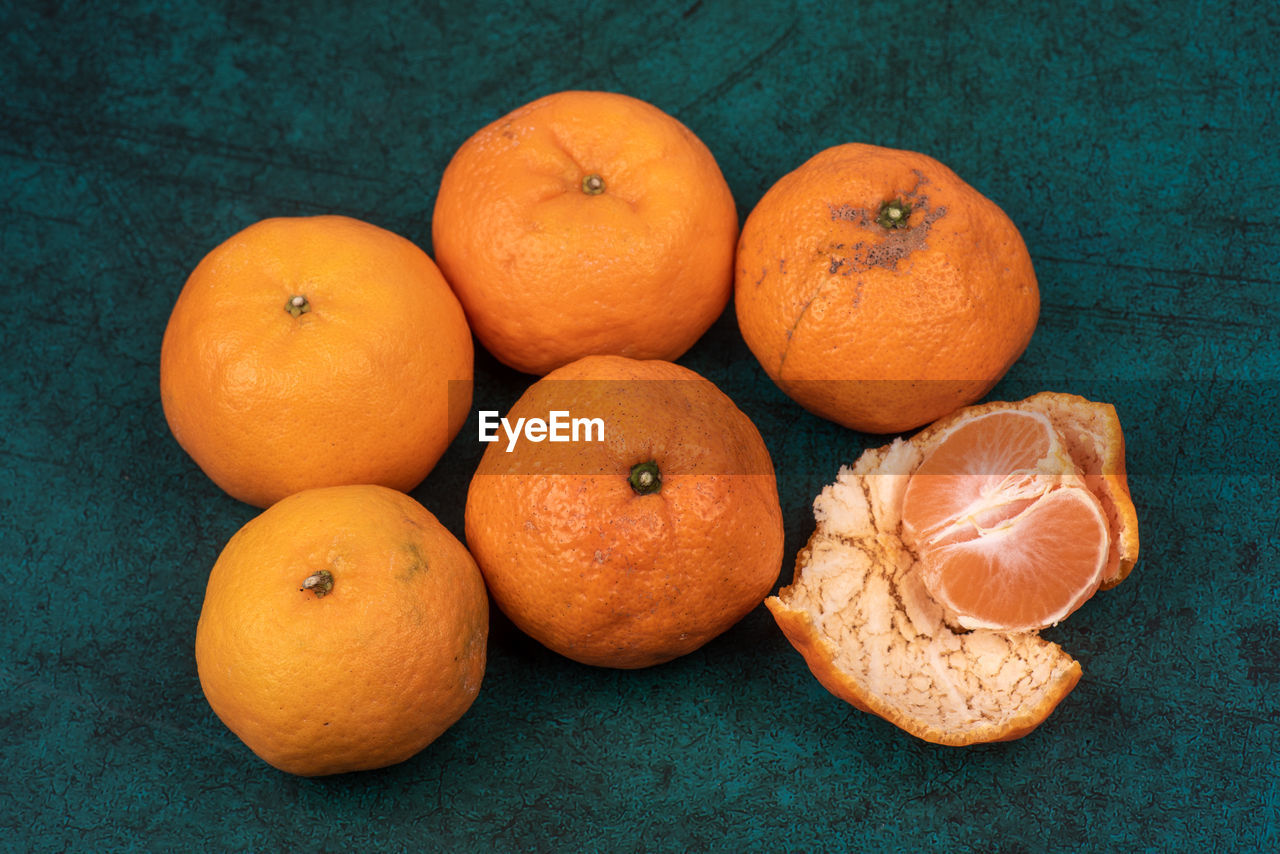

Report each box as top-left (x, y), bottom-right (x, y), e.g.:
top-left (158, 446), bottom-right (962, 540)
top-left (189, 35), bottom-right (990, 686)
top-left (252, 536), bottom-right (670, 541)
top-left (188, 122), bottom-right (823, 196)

top-left (766, 392), bottom-right (1139, 745)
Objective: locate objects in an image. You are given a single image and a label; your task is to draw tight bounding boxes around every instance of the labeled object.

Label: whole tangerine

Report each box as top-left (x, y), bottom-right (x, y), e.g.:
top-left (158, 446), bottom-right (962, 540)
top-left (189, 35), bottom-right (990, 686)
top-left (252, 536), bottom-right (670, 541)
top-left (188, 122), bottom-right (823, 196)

top-left (735, 143), bottom-right (1039, 434)
top-left (160, 215), bottom-right (473, 507)
top-left (464, 355), bottom-right (784, 668)
top-left (432, 90), bottom-right (738, 375)
top-left (195, 484), bottom-right (489, 776)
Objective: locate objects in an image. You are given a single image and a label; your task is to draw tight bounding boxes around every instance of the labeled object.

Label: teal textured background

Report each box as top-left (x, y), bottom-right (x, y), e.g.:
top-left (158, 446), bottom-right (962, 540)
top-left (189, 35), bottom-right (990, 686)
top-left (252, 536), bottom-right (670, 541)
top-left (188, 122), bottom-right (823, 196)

top-left (3, 0), bottom-right (1278, 850)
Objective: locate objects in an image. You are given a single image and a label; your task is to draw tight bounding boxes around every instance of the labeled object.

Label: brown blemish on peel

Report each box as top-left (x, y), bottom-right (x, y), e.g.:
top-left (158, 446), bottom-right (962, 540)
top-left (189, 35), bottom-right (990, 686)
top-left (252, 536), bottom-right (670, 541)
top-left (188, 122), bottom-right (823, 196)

top-left (399, 543), bottom-right (429, 580)
top-left (777, 171), bottom-right (943, 375)
top-left (824, 169), bottom-right (944, 274)
top-left (822, 202), bottom-right (945, 276)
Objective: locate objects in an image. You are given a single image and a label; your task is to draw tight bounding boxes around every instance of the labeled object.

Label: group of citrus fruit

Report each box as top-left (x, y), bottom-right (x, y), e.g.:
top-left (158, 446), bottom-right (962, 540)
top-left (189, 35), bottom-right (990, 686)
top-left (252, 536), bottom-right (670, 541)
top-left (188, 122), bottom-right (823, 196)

top-left (159, 90), bottom-right (1139, 774)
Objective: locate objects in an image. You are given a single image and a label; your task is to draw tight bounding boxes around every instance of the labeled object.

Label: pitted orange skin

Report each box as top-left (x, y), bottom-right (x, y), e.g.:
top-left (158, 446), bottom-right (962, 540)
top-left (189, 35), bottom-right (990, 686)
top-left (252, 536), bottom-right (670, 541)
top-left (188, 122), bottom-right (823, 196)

top-left (160, 215), bottom-right (473, 507)
top-left (735, 143), bottom-right (1040, 434)
top-left (465, 355), bottom-right (785, 669)
top-left (433, 91), bottom-right (738, 376)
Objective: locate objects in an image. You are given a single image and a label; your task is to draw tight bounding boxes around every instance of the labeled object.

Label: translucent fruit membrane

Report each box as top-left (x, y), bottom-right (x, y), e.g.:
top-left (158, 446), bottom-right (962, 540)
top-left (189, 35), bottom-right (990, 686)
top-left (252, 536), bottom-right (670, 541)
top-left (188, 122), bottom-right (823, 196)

top-left (900, 410), bottom-right (1110, 631)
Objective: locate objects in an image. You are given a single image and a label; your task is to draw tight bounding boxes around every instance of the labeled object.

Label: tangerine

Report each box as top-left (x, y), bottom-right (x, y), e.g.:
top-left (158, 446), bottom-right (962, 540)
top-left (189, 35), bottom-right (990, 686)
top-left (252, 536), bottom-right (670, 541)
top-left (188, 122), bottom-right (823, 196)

top-left (432, 91), bottom-right (738, 375)
top-left (766, 392), bottom-right (1139, 744)
top-left (901, 409), bottom-right (1110, 631)
top-left (735, 143), bottom-right (1039, 433)
top-left (464, 355), bottom-right (784, 668)
top-left (160, 215), bottom-right (472, 508)
top-left (195, 485), bottom-right (488, 776)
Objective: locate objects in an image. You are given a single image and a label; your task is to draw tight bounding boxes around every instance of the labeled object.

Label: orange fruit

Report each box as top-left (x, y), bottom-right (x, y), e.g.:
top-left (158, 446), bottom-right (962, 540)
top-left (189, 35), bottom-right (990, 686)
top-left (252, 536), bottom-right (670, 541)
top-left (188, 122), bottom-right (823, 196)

top-left (766, 392), bottom-right (1139, 745)
top-left (464, 355), bottom-right (784, 668)
top-left (195, 485), bottom-right (488, 776)
top-left (160, 215), bottom-right (473, 508)
top-left (432, 90), bottom-right (738, 375)
top-left (735, 143), bottom-right (1040, 434)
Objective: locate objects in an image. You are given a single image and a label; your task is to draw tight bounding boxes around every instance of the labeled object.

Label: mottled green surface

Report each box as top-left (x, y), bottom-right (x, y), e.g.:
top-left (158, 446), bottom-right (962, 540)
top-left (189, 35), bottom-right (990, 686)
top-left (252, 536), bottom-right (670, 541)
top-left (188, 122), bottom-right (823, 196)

top-left (3, 0), bottom-right (1278, 850)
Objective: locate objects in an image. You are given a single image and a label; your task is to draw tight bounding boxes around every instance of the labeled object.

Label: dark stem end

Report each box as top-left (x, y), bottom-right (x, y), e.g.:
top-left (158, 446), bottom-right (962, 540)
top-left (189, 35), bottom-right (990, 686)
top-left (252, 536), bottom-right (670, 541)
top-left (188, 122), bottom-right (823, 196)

top-left (286, 295), bottom-right (311, 318)
top-left (301, 569), bottom-right (334, 598)
top-left (628, 460), bottom-right (663, 495)
top-left (876, 199), bottom-right (912, 229)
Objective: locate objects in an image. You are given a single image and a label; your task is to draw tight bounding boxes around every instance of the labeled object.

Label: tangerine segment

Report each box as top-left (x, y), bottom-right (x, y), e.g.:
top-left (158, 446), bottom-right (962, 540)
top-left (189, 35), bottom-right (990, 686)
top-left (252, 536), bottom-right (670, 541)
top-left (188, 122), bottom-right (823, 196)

top-left (918, 486), bottom-right (1109, 631)
top-left (901, 408), bottom-right (1111, 631)
top-left (902, 410), bottom-right (1075, 546)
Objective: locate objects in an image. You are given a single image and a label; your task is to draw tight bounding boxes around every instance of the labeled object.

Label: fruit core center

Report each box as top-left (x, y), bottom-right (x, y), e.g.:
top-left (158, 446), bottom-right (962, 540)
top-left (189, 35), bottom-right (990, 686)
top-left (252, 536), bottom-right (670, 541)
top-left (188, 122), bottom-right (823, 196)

top-left (917, 472), bottom-right (1055, 548)
top-left (628, 460), bottom-right (662, 495)
top-left (581, 173), bottom-right (605, 195)
top-left (286, 295), bottom-right (311, 318)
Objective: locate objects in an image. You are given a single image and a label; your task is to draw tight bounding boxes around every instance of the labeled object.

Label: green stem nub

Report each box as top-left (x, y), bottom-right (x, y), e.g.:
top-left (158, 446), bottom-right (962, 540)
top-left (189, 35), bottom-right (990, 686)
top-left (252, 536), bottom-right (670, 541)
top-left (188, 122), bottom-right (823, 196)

top-left (876, 199), bottom-right (912, 229)
top-left (581, 174), bottom-right (605, 195)
top-left (628, 460), bottom-right (662, 495)
top-left (286, 295), bottom-right (311, 318)
top-left (301, 570), bottom-right (334, 598)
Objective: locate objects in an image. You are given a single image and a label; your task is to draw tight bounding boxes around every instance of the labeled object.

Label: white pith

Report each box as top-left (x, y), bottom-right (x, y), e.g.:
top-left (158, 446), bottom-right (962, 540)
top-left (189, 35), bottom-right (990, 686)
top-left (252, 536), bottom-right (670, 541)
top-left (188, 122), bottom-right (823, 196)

top-left (912, 469), bottom-right (1057, 547)
top-left (768, 394), bottom-right (1136, 743)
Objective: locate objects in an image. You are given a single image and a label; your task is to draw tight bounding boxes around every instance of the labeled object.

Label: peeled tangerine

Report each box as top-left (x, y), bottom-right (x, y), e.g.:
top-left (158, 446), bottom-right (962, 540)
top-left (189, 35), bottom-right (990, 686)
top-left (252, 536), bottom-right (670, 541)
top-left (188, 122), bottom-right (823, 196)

top-left (767, 392), bottom-right (1140, 745)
